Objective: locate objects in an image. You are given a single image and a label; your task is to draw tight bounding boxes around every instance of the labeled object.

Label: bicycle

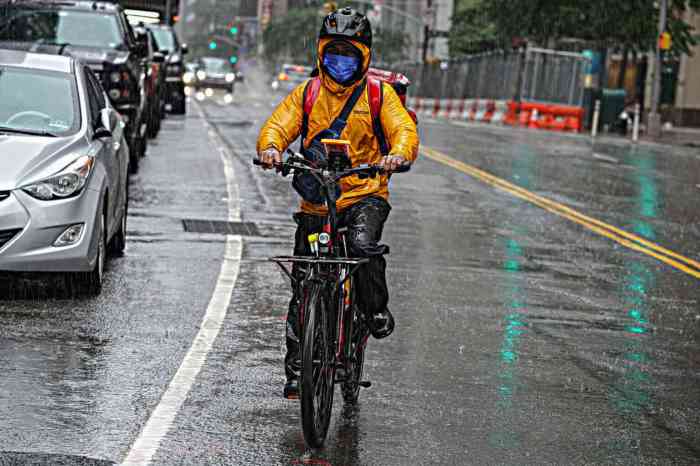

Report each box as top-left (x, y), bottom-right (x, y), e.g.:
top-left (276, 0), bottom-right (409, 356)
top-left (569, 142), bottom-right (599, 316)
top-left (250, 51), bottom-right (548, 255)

top-left (253, 142), bottom-right (409, 448)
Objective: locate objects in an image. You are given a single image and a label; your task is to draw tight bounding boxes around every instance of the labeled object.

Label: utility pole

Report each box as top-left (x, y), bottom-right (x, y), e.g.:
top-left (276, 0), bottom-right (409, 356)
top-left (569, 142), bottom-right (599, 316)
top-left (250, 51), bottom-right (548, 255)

top-left (422, 0), bottom-right (432, 63)
top-left (165, 0), bottom-right (172, 24)
top-left (648, 0), bottom-right (668, 139)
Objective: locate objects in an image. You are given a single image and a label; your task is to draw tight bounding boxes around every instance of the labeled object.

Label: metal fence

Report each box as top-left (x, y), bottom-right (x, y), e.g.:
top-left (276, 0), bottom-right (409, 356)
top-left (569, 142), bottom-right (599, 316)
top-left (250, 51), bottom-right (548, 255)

top-left (403, 47), bottom-right (589, 106)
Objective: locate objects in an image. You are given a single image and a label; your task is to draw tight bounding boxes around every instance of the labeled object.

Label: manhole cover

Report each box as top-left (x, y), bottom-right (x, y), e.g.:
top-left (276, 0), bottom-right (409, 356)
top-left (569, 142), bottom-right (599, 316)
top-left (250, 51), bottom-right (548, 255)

top-left (182, 219), bottom-right (261, 236)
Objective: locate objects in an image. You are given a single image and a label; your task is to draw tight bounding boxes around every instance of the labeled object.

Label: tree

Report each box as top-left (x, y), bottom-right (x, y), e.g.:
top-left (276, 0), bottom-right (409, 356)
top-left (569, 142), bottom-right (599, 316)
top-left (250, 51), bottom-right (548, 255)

top-left (449, 0), bottom-right (700, 57)
top-left (263, 6), bottom-right (411, 67)
top-left (373, 28), bottom-right (411, 65)
top-left (448, 0), bottom-right (500, 55)
top-left (262, 7), bottom-right (321, 66)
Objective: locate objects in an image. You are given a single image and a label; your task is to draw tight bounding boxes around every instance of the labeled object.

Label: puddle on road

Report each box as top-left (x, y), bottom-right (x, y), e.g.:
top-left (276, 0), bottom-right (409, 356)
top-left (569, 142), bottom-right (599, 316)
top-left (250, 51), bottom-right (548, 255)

top-left (479, 142), bottom-right (700, 463)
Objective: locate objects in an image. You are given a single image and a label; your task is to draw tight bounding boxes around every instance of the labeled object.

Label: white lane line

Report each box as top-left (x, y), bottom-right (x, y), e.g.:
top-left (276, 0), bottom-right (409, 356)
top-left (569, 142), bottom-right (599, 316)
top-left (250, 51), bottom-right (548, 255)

top-left (122, 102), bottom-right (242, 466)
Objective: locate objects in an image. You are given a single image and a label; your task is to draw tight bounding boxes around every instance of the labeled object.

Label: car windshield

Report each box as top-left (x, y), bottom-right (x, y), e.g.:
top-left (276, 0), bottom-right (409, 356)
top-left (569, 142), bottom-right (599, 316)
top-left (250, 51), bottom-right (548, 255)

top-left (201, 58), bottom-right (228, 73)
top-left (149, 27), bottom-right (177, 52)
top-left (0, 9), bottom-right (123, 49)
top-left (0, 67), bottom-right (79, 136)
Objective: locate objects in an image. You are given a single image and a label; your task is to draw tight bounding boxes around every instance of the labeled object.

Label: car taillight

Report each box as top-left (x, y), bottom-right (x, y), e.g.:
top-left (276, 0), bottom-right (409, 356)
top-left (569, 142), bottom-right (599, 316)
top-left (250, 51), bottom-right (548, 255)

top-left (105, 66), bottom-right (134, 102)
top-left (278, 72), bottom-right (289, 81)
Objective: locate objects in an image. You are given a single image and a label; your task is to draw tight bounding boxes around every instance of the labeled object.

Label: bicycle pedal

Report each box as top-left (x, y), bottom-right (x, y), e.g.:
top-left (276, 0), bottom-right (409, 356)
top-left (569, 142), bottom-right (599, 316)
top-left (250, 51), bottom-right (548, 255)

top-left (359, 381), bottom-right (372, 388)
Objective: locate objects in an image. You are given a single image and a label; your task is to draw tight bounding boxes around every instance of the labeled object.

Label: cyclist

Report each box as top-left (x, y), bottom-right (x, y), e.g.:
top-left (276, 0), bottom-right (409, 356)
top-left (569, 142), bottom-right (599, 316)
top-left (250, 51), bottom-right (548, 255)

top-left (256, 7), bottom-right (419, 399)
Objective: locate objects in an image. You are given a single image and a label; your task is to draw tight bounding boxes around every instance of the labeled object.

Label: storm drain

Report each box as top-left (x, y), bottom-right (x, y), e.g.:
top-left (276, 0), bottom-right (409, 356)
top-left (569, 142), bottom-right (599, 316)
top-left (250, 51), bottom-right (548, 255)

top-left (182, 219), bottom-right (261, 236)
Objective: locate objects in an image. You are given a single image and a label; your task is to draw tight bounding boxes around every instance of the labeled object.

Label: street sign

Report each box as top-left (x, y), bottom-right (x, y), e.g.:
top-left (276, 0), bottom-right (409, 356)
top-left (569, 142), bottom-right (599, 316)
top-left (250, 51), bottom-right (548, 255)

top-left (659, 32), bottom-right (672, 50)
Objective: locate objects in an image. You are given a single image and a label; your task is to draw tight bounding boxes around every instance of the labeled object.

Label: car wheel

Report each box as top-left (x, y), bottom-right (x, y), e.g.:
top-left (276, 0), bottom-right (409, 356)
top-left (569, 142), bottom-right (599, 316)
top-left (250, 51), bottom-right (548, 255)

top-left (139, 131), bottom-right (148, 158)
top-left (73, 209), bottom-right (106, 297)
top-left (108, 185), bottom-right (128, 256)
top-left (171, 96), bottom-right (186, 115)
top-left (147, 108), bottom-right (159, 139)
top-left (129, 147), bottom-right (139, 174)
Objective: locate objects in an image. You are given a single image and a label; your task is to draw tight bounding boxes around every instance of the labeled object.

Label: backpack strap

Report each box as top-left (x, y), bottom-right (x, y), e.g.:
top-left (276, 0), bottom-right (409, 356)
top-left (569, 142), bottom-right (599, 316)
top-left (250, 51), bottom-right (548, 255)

top-left (300, 77), bottom-right (321, 149)
top-left (368, 78), bottom-right (390, 156)
top-left (327, 79), bottom-right (366, 138)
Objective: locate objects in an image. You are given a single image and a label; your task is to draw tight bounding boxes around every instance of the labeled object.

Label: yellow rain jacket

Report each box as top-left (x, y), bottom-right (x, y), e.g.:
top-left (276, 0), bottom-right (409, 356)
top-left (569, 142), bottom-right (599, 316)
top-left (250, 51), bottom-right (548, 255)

top-left (257, 38), bottom-right (419, 215)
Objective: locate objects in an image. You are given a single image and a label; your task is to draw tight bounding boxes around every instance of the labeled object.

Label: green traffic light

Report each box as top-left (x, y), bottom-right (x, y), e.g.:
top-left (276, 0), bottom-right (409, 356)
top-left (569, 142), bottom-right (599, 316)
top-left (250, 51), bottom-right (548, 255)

top-left (209, 41), bottom-right (217, 50)
top-left (229, 56), bottom-right (238, 64)
top-left (230, 26), bottom-right (238, 35)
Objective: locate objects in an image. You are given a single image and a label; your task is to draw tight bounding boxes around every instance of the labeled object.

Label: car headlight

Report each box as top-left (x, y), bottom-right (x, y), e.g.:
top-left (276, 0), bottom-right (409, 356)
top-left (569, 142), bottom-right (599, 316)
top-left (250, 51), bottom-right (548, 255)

top-left (22, 156), bottom-right (94, 201)
top-left (196, 70), bottom-right (206, 80)
top-left (183, 71), bottom-right (194, 84)
top-left (225, 73), bottom-right (235, 83)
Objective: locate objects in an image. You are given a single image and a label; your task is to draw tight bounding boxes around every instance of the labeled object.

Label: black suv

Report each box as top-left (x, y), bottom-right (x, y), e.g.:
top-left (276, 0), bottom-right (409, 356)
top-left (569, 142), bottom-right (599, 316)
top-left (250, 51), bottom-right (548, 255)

top-left (0, 0), bottom-right (149, 173)
top-left (146, 24), bottom-right (187, 114)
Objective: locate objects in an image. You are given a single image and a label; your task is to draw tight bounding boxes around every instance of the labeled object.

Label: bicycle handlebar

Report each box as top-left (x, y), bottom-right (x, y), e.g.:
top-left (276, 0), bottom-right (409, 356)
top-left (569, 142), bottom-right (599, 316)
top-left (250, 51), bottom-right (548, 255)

top-left (252, 152), bottom-right (411, 179)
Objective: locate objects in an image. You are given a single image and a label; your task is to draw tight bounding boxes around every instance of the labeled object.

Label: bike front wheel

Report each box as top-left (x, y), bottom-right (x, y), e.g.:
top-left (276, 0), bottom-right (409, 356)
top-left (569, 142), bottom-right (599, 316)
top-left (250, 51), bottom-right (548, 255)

top-left (300, 281), bottom-right (336, 448)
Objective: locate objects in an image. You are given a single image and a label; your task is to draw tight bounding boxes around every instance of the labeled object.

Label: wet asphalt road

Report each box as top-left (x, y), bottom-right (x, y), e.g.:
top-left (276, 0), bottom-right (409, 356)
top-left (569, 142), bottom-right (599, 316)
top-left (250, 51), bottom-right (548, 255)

top-left (1, 76), bottom-right (699, 466)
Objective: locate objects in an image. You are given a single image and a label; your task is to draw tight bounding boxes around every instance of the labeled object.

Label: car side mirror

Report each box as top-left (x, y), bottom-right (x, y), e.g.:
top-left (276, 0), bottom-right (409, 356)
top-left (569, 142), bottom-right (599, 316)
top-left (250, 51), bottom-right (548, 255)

top-left (181, 43), bottom-right (188, 54)
top-left (153, 51), bottom-right (166, 63)
top-left (94, 108), bottom-right (114, 139)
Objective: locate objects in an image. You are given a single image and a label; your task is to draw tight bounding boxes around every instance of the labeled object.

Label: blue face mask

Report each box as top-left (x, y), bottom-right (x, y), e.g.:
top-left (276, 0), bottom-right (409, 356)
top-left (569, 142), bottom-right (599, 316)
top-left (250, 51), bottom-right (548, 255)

top-left (322, 53), bottom-right (360, 84)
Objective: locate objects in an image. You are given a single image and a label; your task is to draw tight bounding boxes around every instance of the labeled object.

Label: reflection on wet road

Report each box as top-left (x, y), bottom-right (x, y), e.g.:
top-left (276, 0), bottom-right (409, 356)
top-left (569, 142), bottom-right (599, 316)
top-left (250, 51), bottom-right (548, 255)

top-left (0, 78), bottom-right (698, 465)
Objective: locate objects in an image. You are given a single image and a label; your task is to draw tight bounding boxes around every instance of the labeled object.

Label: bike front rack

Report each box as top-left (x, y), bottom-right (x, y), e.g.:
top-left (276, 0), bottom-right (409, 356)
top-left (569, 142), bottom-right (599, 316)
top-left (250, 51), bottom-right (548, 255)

top-left (270, 256), bottom-right (369, 287)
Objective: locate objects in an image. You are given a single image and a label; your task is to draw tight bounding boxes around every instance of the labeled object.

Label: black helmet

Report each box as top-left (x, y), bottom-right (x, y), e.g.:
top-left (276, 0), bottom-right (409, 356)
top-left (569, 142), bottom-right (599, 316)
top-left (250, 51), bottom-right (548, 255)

top-left (319, 7), bottom-right (372, 48)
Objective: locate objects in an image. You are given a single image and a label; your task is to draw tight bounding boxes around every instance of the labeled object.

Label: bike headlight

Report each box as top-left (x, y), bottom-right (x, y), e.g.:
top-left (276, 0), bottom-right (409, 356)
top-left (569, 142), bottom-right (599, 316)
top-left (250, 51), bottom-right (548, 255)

top-left (225, 73), bottom-right (235, 83)
top-left (22, 155), bottom-right (94, 201)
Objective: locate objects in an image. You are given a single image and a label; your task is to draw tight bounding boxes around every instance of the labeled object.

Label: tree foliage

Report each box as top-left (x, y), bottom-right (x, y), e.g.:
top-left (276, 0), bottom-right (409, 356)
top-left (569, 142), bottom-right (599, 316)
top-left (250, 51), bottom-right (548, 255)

top-left (449, 0), bottom-right (700, 57)
top-left (263, 7), bottom-right (321, 66)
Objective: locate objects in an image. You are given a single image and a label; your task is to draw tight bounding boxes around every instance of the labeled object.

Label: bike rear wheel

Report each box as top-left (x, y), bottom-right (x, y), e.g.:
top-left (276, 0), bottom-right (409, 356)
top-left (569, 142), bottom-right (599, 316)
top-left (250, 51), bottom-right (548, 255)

top-left (300, 282), bottom-right (336, 448)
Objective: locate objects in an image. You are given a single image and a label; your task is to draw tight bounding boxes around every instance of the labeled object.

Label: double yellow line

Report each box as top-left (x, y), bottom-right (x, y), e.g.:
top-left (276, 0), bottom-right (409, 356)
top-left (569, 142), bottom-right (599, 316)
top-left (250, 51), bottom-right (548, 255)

top-left (421, 146), bottom-right (700, 280)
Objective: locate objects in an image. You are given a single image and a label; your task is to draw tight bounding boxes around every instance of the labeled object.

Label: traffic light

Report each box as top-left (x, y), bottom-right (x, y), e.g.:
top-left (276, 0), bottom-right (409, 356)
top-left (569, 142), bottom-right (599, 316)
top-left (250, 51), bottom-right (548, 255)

top-left (209, 40), bottom-right (217, 50)
top-left (229, 26), bottom-right (238, 35)
top-left (229, 55), bottom-right (238, 64)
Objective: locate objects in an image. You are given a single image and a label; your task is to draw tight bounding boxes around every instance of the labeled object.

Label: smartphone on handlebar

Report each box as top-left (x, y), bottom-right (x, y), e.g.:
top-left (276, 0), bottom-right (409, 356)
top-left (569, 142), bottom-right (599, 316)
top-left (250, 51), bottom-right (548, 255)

top-left (320, 139), bottom-right (352, 171)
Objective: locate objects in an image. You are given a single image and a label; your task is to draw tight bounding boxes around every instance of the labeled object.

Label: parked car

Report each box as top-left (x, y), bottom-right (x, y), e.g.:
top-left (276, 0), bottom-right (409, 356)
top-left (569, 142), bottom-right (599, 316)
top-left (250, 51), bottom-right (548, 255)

top-left (271, 64), bottom-right (312, 92)
top-left (0, 0), bottom-right (149, 174)
top-left (146, 23), bottom-right (187, 114)
top-left (195, 57), bottom-right (236, 93)
top-left (133, 23), bottom-right (166, 139)
top-left (0, 50), bottom-right (129, 295)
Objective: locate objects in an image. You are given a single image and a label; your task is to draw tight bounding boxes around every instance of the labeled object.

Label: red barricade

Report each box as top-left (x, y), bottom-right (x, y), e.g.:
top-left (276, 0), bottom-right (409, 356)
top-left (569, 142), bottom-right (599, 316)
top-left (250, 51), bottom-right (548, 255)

top-left (504, 101), bottom-right (583, 133)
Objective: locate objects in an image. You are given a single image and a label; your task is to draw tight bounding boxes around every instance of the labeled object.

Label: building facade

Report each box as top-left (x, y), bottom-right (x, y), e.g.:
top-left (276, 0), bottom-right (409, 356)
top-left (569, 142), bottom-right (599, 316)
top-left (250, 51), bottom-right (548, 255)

top-left (674, 9), bottom-right (700, 127)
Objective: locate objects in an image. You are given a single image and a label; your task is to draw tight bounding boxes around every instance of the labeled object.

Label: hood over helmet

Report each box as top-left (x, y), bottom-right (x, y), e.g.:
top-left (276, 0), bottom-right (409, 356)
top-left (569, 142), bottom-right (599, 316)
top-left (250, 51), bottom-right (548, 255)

top-left (317, 8), bottom-right (372, 93)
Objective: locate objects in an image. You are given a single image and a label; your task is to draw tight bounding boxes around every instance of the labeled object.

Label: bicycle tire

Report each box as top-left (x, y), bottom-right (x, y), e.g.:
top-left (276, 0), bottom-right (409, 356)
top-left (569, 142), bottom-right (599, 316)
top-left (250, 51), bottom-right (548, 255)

top-left (342, 307), bottom-right (368, 406)
top-left (300, 281), bottom-right (335, 448)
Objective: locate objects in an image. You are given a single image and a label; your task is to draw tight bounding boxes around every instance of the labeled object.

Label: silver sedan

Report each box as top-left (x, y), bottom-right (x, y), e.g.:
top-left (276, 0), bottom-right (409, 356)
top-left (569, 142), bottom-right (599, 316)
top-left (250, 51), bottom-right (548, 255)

top-left (0, 50), bottom-right (129, 295)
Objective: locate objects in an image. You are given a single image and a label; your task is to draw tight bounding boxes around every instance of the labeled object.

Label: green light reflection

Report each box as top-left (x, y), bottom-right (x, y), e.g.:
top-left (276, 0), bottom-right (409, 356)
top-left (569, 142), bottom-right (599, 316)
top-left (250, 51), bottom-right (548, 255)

top-left (490, 147), bottom-right (534, 450)
top-left (609, 148), bottom-right (658, 426)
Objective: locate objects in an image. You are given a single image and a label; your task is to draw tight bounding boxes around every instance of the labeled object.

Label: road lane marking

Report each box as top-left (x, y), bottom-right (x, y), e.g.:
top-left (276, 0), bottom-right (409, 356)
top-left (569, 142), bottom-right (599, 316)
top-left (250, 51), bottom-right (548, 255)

top-left (122, 103), bottom-right (243, 466)
top-left (421, 146), bottom-right (700, 280)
